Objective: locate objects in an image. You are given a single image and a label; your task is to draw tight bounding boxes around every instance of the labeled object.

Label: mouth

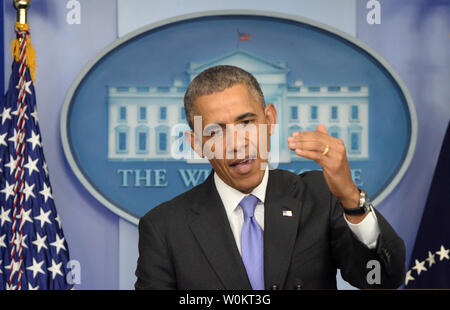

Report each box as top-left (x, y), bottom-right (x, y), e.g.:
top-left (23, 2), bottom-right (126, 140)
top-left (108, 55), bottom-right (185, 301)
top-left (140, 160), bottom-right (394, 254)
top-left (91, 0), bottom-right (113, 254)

top-left (229, 156), bottom-right (257, 174)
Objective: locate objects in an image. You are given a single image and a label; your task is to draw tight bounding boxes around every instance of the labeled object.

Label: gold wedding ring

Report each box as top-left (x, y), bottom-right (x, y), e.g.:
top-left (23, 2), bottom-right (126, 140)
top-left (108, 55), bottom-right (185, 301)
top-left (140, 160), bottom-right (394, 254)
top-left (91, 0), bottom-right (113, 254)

top-left (322, 144), bottom-right (330, 156)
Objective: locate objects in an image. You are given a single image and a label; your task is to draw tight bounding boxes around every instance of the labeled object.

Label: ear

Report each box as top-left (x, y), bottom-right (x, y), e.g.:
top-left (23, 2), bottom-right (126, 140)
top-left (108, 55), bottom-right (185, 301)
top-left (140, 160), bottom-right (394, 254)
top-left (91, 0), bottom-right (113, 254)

top-left (185, 130), bottom-right (204, 158)
top-left (264, 103), bottom-right (277, 136)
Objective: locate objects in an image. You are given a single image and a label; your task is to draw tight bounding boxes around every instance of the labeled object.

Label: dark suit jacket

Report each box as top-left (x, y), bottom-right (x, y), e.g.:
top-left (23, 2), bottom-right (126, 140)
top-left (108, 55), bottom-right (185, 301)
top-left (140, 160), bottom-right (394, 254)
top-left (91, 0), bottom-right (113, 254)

top-left (135, 169), bottom-right (406, 290)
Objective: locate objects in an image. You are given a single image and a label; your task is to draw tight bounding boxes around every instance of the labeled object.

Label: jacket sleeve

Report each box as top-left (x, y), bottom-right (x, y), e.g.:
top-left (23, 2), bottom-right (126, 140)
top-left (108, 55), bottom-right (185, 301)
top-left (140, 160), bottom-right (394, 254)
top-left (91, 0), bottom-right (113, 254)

top-left (329, 194), bottom-right (406, 289)
top-left (135, 214), bottom-right (176, 290)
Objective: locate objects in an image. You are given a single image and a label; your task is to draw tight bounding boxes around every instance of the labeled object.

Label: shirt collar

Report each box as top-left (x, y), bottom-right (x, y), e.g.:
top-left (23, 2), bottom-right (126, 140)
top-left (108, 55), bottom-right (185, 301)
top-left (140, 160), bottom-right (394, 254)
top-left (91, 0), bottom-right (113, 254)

top-left (214, 166), bottom-right (269, 216)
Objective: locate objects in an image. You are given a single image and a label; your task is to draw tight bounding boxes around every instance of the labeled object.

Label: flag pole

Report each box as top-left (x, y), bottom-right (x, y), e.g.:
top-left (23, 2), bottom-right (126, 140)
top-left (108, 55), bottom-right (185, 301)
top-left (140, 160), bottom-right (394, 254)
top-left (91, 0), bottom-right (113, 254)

top-left (2, 0), bottom-right (71, 290)
top-left (11, 0), bottom-right (36, 82)
top-left (13, 0), bottom-right (31, 26)
top-left (236, 29), bottom-right (240, 50)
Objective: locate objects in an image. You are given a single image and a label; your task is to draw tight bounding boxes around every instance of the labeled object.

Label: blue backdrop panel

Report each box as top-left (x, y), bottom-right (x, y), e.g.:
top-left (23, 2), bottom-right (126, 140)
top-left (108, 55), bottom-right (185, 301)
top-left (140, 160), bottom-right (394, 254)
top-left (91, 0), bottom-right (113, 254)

top-left (64, 15), bottom-right (414, 223)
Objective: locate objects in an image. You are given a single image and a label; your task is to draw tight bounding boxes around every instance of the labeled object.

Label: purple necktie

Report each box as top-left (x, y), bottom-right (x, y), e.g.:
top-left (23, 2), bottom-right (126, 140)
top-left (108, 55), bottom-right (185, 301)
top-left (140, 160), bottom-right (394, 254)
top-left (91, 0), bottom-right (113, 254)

top-left (240, 194), bottom-right (264, 290)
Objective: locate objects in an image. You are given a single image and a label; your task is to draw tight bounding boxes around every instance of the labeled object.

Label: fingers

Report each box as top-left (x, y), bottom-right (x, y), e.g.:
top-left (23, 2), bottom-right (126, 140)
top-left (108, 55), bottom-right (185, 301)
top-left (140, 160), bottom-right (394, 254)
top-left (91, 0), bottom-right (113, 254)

top-left (316, 124), bottom-right (328, 135)
top-left (293, 143), bottom-right (335, 161)
top-left (288, 140), bottom-right (326, 153)
top-left (287, 125), bottom-right (346, 163)
top-left (287, 130), bottom-right (332, 152)
top-left (294, 148), bottom-right (323, 161)
top-left (287, 137), bottom-right (331, 161)
top-left (289, 129), bottom-right (328, 142)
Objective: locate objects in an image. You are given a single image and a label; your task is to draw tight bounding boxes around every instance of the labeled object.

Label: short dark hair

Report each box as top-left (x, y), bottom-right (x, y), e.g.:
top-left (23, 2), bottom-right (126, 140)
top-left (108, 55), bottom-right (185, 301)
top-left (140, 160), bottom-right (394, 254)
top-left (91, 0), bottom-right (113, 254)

top-left (184, 65), bottom-right (265, 128)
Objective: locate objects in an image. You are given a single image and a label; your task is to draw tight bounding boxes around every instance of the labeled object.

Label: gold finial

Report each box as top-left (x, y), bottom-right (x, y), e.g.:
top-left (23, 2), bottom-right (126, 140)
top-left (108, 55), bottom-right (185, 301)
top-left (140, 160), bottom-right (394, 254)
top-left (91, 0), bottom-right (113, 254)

top-left (13, 0), bottom-right (31, 25)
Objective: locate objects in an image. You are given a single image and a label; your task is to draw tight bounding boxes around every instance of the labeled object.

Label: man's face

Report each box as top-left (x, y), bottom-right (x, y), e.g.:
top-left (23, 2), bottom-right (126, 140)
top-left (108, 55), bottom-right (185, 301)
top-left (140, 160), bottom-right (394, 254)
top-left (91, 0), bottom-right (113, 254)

top-left (187, 83), bottom-right (277, 193)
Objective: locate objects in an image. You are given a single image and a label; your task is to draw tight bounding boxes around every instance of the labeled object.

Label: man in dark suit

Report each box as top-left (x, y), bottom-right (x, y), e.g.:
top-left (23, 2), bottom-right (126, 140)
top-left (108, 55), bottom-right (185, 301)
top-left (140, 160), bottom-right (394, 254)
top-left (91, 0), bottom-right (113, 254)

top-left (135, 65), bottom-right (406, 290)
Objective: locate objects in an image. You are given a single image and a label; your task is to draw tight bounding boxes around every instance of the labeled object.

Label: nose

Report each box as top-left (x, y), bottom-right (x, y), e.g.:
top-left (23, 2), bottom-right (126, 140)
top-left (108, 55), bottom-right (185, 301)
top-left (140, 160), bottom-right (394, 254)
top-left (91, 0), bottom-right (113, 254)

top-left (225, 124), bottom-right (248, 158)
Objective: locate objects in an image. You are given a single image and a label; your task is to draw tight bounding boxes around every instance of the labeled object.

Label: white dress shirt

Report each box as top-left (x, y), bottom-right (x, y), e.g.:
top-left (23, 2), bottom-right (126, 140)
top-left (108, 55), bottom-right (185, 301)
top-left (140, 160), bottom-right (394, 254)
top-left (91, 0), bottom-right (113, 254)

top-left (214, 167), bottom-right (380, 254)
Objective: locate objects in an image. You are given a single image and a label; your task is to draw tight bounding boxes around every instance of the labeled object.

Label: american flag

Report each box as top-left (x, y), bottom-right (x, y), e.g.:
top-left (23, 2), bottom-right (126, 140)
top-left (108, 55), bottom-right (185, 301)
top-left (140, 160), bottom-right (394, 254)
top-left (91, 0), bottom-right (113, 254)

top-left (238, 32), bottom-right (251, 41)
top-left (0, 24), bottom-right (72, 290)
top-left (405, 122), bottom-right (450, 288)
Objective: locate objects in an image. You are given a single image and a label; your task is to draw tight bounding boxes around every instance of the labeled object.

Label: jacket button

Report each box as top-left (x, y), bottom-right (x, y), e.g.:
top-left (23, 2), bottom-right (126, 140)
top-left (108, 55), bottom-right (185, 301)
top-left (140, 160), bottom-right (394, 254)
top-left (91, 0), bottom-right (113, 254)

top-left (270, 284), bottom-right (279, 290)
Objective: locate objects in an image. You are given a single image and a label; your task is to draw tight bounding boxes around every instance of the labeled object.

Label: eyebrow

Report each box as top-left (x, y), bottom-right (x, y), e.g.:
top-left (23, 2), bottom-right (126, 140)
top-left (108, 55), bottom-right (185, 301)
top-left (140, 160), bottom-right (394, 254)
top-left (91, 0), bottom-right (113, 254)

top-left (210, 112), bottom-right (258, 129)
top-left (234, 112), bottom-right (257, 122)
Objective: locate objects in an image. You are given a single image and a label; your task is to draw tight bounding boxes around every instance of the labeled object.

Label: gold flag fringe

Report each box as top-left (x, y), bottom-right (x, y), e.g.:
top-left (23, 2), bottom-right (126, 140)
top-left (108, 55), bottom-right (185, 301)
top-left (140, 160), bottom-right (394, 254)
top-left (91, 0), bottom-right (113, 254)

top-left (11, 23), bottom-right (37, 83)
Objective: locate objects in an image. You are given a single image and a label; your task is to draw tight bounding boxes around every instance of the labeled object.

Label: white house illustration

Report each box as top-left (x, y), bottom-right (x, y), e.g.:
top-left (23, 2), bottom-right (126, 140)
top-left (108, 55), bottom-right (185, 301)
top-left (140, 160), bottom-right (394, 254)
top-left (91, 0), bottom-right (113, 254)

top-left (107, 50), bottom-right (369, 162)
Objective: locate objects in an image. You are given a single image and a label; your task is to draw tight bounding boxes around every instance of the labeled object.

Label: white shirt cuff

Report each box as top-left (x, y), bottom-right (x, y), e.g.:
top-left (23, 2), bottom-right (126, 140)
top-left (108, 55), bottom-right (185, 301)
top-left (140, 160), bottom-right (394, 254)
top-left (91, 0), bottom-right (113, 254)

top-left (344, 206), bottom-right (380, 249)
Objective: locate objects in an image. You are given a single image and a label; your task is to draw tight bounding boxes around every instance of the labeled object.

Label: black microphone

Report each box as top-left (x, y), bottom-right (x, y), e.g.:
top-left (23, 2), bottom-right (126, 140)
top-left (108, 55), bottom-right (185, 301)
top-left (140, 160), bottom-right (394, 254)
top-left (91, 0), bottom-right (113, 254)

top-left (295, 279), bottom-right (303, 290)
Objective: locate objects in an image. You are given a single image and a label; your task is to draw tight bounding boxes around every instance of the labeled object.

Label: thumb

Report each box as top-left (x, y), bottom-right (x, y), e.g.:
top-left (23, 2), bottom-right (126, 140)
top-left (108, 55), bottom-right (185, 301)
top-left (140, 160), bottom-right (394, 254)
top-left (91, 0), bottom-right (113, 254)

top-left (316, 124), bottom-right (328, 135)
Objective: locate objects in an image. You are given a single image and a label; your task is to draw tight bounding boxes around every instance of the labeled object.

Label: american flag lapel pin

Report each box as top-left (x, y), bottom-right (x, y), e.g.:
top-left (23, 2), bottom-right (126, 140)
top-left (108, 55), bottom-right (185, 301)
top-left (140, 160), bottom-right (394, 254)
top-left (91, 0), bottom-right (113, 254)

top-left (282, 210), bottom-right (293, 217)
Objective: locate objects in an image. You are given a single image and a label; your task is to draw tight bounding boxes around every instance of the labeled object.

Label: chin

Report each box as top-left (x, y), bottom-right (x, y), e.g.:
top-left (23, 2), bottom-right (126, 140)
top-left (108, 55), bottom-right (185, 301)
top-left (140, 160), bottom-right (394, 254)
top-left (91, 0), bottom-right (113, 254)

top-left (232, 173), bottom-right (263, 193)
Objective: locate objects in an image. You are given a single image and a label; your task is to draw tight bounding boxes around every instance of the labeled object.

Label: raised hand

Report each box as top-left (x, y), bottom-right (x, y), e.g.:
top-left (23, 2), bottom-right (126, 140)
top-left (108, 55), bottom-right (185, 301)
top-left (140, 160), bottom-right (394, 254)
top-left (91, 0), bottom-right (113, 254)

top-left (287, 124), bottom-right (360, 211)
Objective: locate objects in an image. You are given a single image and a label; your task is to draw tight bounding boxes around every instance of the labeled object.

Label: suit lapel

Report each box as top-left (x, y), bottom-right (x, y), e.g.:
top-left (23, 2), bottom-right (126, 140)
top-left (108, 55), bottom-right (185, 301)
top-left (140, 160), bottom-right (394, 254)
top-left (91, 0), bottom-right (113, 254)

top-left (264, 169), bottom-right (304, 289)
top-left (188, 173), bottom-right (252, 290)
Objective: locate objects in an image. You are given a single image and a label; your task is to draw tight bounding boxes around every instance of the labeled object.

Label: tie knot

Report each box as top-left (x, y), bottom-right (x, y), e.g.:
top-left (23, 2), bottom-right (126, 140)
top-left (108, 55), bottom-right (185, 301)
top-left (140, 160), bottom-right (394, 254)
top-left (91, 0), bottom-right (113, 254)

top-left (240, 194), bottom-right (259, 219)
